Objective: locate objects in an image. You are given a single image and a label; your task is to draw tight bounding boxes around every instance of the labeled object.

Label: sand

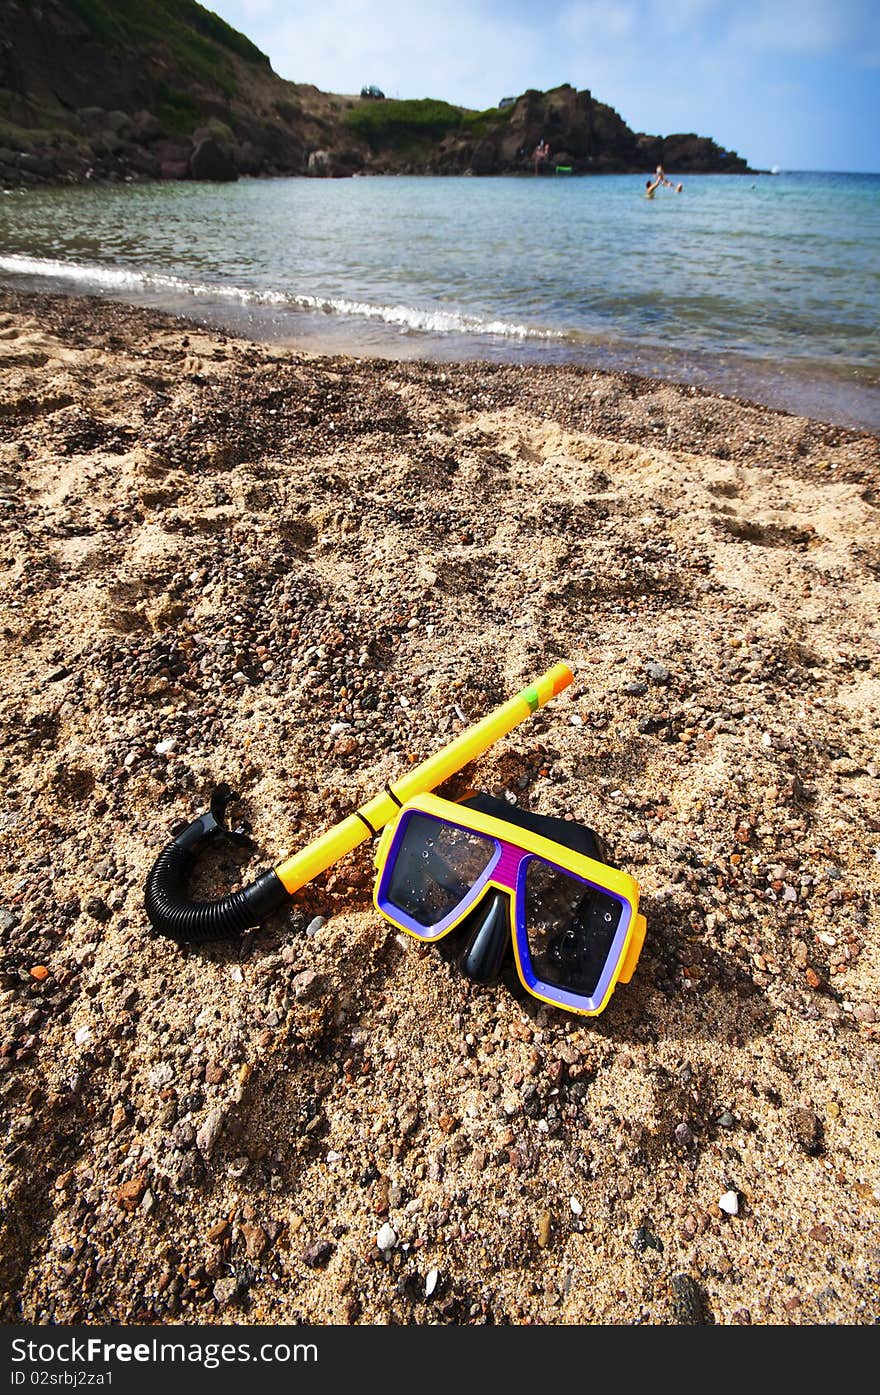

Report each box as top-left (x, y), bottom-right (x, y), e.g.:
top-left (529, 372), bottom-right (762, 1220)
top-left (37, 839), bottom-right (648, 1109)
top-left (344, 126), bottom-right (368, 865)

top-left (0, 286), bottom-right (878, 1327)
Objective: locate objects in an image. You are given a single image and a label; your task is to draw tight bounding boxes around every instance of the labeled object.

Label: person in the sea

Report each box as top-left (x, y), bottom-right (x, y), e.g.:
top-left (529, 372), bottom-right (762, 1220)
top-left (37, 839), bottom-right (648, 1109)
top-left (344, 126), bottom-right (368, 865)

top-left (646, 168), bottom-right (683, 197)
top-left (655, 164), bottom-right (683, 191)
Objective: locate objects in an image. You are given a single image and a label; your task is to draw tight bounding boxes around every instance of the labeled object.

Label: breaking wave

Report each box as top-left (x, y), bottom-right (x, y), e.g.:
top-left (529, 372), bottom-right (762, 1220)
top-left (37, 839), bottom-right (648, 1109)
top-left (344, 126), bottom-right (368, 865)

top-left (0, 253), bottom-right (564, 341)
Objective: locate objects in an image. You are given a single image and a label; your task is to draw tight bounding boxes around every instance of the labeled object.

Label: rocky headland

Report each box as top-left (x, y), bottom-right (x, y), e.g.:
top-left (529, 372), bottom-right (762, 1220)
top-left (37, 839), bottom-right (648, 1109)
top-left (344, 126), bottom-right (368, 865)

top-left (0, 0), bottom-right (756, 188)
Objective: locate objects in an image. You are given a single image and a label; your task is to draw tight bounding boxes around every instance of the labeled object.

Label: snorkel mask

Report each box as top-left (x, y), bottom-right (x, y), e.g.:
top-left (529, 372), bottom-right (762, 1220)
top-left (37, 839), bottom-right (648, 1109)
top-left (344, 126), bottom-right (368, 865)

top-left (143, 663), bottom-right (647, 1016)
top-left (374, 791), bottom-right (645, 1016)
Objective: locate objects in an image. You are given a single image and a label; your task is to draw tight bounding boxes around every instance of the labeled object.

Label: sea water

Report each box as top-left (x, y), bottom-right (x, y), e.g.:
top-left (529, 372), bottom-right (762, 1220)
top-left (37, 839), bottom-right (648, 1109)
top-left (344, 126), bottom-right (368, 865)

top-left (1, 170), bottom-right (878, 429)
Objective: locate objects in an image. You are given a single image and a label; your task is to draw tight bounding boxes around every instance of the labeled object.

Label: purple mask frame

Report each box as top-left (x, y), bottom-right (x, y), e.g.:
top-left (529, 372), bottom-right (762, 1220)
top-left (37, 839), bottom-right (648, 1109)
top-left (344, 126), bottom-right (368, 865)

top-left (376, 807), bottom-right (633, 1014)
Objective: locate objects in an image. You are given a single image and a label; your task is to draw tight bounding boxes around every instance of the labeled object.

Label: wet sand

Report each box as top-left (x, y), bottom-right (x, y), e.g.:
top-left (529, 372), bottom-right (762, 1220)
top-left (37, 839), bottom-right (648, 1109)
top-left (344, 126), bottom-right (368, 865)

top-left (0, 287), bottom-right (878, 1326)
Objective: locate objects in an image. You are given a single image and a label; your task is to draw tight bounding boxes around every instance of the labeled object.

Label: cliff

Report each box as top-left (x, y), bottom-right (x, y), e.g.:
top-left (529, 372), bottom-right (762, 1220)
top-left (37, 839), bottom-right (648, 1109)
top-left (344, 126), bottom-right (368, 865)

top-left (0, 0), bottom-right (756, 186)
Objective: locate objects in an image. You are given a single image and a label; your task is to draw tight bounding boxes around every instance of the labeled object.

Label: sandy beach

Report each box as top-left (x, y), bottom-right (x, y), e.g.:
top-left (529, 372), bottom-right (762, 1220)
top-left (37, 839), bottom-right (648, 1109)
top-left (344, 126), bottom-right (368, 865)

top-left (0, 285), bottom-right (878, 1326)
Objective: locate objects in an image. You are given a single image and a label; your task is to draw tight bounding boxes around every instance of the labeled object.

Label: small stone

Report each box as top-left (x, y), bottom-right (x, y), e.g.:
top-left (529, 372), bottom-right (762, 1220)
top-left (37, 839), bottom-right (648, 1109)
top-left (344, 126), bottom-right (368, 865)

top-left (376, 1222), bottom-right (397, 1252)
top-left (717, 1110), bottom-right (736, 1129)
top-left (537, 1211), bottom-right (552, 1248)
top-left (644, 661), bottom-right (670, 684)
top-left (73, 1026), bottom-right (93, 1046)
top-left (155, 738), bottom-right (176, 755)
top-left (196, 1107), bottom-right (227, 1157)
top-left (293, 969), bottom-right (319, 1000)
top-left (240, 1222), bottom-right (269, 1260)
top-left (207, 1220), bottom-right (229, 1243)
top-left (674, 1122), bottom-right (694, 1148)
top-left (790, 1107), bottom-right (824, 1156)
top-left (305, 916), bottom-right (325, 937)
top-left (624, 681), bottom-right (648, 696)
top-left (718, 1190), bottom-right (739, 1216)
top-left (84, 896), bottom-right (111, 923)
top-left (29, 966), bottom-right (49, 981)
top-left (304, 1239), bottom-right (334, 1268)
top-left (569, 1196), bottom-right (583, 1216)
top-left (117, 1177), bottom-right (147, 1211)
top-left (213, 1276), bottom-right (240, 1308)
top-left (670, 1273), bottom-right (709, 1324)
top-left (632, 1226), bottom-right (663, 1254)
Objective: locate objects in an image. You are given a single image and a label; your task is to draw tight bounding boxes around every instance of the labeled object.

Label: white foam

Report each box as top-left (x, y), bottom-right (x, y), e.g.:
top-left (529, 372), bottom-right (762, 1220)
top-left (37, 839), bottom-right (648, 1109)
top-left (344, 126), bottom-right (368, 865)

top-left (0, 253), bottom-right (563, 341)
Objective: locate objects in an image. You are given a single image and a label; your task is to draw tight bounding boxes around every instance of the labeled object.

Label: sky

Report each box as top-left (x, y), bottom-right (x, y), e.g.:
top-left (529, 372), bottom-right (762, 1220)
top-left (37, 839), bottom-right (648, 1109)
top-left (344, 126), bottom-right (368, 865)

top-left (206, 0), bottom-right (880, 172)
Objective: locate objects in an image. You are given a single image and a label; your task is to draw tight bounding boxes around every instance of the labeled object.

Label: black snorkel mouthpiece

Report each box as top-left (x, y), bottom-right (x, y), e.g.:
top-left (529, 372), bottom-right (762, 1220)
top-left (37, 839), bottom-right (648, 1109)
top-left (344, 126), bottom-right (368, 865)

top-left (457, 888), bottom-right (511, 985)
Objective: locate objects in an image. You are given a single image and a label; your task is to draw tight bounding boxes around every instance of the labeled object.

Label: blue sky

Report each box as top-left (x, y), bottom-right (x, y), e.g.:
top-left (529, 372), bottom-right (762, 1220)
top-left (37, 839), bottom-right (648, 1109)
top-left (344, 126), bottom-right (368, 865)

top-left (210, 1), bottom-right (880, 172)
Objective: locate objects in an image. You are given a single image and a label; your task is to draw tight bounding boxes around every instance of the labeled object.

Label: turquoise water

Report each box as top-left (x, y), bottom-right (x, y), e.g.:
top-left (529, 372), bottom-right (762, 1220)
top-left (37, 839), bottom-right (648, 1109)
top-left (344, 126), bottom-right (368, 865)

top-left (1, 171), bottom-right (878, 428)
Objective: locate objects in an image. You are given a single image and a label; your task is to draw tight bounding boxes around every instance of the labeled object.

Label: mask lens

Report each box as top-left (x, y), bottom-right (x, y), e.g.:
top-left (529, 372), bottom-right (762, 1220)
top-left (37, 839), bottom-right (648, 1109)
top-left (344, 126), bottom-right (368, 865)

top-left (386, 813), bottom-right (497, 930)
top-left (524, 858), bottom-right (622, 997)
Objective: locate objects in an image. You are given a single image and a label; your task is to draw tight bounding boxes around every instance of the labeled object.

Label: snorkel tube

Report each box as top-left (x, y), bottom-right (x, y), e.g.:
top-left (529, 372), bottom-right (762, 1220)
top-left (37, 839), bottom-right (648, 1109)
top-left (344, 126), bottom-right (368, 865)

top-left (143, 664), bottom-right (573, 944)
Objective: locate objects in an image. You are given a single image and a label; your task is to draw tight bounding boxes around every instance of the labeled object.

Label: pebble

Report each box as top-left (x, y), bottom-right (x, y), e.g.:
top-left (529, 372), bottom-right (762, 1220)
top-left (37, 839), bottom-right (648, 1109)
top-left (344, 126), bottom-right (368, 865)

top-left (73, 1026), bottom-right (93, 1046)
top-left (376, 1222), bottom-right (397, 1252)
top-left (303, 1239), bottom-right (334, 1268)
top-left (196, 1107), bottom-right (227, 1158)
top-left (240, 1222), bottom-right (269, 1260)
top-left (154, 738), bottom-right (176, 755)
top-left (623, 681), bottom-right (647, 696)
top-left (293, 969), bottom-right (319, 1000)
top-left (425, 1267), bottom-right (439, 1298)
top-left (213, 1276), bottom-right (240, 1308)
top-left (537, 1211), bottom-right (552, 1248)
top-left (717, 1111), bottom-right (736, 1129)
top-left (632, 1226), bottom-right (663, 1254)
top-left (674, 1122), bottom-right (694, 1148)
top-left (718, 1190), bottom-right (739, 1216)
top-left (670, 1273), bottom-right (708, 1325)
top-left (306, 916), bottom-right (326, 937)
top-left (644, 661), bottom-right (670, 683)
top-left (117, 1177), bottom-right (147, 1211)
top-left (790, 1107), bottom-right (824, 1156)
top-left (569, 1196), bottom-right (583, 1216)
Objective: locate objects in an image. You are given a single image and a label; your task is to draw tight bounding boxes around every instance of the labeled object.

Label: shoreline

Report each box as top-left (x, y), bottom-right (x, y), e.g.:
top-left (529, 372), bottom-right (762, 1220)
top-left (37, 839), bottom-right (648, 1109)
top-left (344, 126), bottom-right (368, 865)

top-left (2, 263), bottom-right (878, 435)
top-left (1, 288), bottom-right (878, 1326)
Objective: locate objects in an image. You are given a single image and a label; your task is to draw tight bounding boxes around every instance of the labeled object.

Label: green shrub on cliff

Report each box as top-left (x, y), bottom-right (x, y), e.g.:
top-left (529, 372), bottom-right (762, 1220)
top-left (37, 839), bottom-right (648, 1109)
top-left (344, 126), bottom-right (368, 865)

top-left (344, 98), bottom-right (510, 151)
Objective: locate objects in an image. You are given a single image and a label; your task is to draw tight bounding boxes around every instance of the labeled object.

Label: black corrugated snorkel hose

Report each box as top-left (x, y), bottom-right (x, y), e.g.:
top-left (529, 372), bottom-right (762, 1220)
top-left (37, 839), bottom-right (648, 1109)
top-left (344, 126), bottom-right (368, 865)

top-left (143, 785), bottom-right (291, 944)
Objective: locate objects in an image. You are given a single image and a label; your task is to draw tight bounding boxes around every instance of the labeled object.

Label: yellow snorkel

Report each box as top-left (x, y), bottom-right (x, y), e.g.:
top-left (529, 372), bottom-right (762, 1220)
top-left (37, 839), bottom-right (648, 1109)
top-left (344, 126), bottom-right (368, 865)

top-left (144, 664), bottom-right (573, 943)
